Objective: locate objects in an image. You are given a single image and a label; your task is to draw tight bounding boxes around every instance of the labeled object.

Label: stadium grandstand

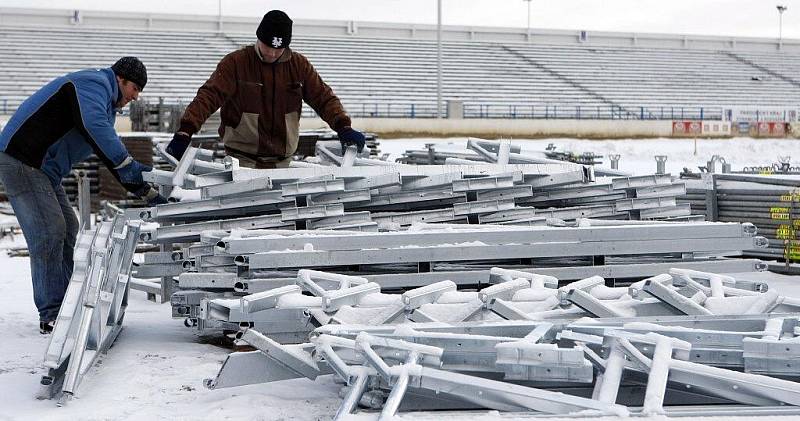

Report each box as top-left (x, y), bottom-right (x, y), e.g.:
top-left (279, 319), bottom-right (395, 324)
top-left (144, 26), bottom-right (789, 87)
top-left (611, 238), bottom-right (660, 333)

top-left (0, 7), bottom-right (799, 122)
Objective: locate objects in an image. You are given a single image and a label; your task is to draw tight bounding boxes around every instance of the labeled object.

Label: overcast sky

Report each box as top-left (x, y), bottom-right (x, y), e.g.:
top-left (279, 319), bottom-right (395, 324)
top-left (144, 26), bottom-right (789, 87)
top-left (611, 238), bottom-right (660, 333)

top-left (2, 0), bottom-right (799, 39)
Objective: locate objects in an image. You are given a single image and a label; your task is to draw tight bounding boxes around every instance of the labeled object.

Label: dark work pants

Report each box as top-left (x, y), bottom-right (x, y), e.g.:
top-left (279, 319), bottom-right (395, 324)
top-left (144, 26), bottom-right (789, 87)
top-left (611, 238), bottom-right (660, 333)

top-left (0, 151), bottom-right (78, 321)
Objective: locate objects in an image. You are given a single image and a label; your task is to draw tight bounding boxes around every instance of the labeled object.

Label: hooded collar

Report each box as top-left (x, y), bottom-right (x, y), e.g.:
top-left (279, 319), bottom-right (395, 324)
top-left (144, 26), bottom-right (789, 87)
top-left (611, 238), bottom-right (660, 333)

top-left (103, 67), bottom-right (123, 109)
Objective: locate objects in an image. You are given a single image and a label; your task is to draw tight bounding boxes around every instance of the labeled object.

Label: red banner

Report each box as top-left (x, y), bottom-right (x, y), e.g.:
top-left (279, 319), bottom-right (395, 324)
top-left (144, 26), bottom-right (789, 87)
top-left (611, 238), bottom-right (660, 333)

top-left (757, 122), bottom-right (786, 136)
top-left (672, 121), bottom-right (702, 136)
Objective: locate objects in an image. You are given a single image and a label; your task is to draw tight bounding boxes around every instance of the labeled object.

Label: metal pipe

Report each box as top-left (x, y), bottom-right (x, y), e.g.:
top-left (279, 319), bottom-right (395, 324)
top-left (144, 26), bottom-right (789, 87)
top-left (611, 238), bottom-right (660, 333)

top-left (76, 170), bottom-right (91, 230)
top-left (334, 373), bottom-right (369, 420)
top-left (609, 154), bottom-right (620, 170)
top-left (380, 370), bottom-right (409, 418)
top-left (655, 155), bottom-right (668, 175)
top-left (642, 336), bottom-right (673, 414)
top-left (341, 146), bottom-right (357, 167)
top-left (595, 340), bottom-right (625, 404)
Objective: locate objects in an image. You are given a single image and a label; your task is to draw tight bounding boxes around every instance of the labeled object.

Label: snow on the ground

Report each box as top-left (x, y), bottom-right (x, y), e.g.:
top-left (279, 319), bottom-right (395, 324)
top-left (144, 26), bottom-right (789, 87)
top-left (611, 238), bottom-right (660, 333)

top-left (0, 246), bottom-right (341, 421)
top-left (0, 212), bottom-right (342, 420)
top-left (4, 242), bottom-right (800, 420)
top-left (0, 137), bottom-right (799, 420)
top-left (391, 415), bottom-right (800, 421)
top-left (379, 136), bottom-right (800, 176)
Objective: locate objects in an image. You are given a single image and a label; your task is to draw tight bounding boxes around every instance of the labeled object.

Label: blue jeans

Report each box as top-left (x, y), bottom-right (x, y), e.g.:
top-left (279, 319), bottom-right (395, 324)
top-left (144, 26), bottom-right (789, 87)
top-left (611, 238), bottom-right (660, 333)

top-left (0, 152), bottom-right (78, 322)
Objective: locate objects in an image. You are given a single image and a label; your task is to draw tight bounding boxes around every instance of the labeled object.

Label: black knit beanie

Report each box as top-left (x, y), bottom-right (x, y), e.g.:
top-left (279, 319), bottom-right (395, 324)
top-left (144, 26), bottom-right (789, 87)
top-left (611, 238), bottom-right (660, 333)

top-left (256, 10), bottom-right (292, 49)
top-left (111, 57), bottom-right (147, 90)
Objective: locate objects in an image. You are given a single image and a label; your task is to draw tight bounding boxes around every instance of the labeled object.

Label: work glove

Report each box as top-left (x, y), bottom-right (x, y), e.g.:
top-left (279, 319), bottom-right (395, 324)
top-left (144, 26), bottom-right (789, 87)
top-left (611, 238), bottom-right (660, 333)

top-left (337, 127), bottom-right (366, 153)
top-left (132, 184), bottom-right (168, 206)
top-left (116, 158), bottom-right (152, 186)
top-left (147, 194), bottom-right (169, 206)
top-left (166, 132), bottom-right (192, 161)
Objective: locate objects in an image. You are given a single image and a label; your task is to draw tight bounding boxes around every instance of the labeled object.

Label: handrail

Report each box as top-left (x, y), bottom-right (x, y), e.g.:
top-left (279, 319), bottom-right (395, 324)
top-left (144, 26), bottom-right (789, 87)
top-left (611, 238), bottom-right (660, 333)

top-left (302, 103), bottom-right (728, 120)
top-left (0, 97), bottom-right (778, 122)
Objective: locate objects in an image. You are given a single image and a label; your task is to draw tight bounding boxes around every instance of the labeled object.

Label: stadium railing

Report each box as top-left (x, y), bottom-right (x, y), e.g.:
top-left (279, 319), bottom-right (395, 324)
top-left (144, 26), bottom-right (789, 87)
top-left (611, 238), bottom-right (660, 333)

top-left (295, 103), bottom-right (725, 120)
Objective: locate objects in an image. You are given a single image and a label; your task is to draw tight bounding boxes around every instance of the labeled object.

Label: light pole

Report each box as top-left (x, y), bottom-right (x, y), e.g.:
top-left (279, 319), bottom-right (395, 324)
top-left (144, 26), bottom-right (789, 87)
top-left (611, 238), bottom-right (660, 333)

top-left (217, 0), bottom-right (223, 33)
top-left (777, 5), bottom-right (787, 44)
top-left (523, 0), bottom-right (532, 41)
top-left (437, 0), bottom-right (443, 118)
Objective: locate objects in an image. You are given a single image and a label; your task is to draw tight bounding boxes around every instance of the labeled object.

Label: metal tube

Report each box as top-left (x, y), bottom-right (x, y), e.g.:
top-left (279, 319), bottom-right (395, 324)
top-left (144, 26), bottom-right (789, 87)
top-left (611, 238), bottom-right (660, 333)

top-left (341, 146), bottom-right (357, 167)
top-left (642, 336), bottom-right (673, 415)
top-left (59, 306), bottom-right (95, 402)
top-left (76, 170), bottom-right (91, 230)
top-left (334, 373), bottom-right (369, 420)
top-left (497, 139), bottom-right (511, 164)
top-left (655, 155), bottom-right (668, 175)
top-left (609, 154), bottom-right (620, 170)
top-left (380, 370), bottom-right (409, 419)
top-left (595, 340), bottom-right (625, 404)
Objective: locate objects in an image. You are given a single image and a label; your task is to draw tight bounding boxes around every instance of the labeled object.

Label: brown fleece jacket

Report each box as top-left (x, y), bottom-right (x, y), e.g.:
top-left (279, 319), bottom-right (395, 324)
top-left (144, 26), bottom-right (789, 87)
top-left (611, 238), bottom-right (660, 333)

top-left (179, 45), bottom-right (351, 158)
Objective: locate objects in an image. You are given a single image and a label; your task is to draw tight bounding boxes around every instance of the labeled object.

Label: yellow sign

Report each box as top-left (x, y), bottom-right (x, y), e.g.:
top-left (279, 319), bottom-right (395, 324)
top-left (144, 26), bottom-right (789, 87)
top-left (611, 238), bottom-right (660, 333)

top-left (777, 226), bottom-right (797, 239)
top-left (788, 242), bottom-right (800, 261)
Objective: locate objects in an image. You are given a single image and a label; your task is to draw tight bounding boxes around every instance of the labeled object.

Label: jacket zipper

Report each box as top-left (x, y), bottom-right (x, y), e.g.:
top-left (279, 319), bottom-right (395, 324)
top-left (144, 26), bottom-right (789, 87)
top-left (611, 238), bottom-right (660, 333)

top-left (270, 63), bottom-right (276, 156)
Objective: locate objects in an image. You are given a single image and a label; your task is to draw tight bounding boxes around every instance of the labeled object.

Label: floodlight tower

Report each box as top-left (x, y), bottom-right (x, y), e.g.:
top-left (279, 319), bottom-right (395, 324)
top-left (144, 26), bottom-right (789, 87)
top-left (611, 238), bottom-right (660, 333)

top-left (777, 5), bottom-right (788, 44)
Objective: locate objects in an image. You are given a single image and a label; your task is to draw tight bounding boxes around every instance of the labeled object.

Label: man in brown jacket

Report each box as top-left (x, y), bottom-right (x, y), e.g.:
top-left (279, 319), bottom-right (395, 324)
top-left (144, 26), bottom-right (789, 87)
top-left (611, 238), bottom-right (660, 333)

top-left (166, 10), bottom-right (365, 168)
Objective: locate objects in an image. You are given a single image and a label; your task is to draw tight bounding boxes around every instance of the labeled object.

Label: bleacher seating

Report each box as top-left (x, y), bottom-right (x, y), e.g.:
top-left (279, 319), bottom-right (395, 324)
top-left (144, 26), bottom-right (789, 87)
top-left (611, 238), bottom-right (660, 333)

top-left (0, 26), bottom-right (798, 118)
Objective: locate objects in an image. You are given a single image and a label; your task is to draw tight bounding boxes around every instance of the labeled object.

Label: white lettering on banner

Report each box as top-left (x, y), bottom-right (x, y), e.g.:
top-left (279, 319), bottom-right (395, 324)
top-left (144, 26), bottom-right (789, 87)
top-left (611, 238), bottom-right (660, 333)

top-left (729, 107), bottom-right (799, 123)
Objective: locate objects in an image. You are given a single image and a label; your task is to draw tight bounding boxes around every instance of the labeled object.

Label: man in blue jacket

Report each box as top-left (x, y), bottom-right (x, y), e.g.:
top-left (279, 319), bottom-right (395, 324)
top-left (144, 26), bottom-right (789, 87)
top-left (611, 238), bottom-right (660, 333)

top-left (0, 57), bottom-right (165, 334)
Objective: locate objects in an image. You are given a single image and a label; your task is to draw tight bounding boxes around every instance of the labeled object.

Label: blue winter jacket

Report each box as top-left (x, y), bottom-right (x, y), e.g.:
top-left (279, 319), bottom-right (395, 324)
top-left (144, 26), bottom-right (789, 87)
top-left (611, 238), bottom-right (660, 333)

top-left (0, 67), bottom-right (135, 189)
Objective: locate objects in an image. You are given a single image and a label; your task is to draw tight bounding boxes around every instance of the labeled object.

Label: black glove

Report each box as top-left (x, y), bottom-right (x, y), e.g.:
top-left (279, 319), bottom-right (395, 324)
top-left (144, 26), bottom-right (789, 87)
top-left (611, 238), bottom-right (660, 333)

top-left (166, 132), bottom-right (192, 161)
top-left (337, 127), bottom-right (366, 153)
top-left (147, 194), bottom-right (169, 206)
top-left (132, 184), bottom-right (168, 206)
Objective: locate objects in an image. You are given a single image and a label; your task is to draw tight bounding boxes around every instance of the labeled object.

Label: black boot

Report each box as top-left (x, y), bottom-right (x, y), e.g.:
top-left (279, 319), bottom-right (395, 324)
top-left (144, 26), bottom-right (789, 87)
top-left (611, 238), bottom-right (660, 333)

top-left (39, 320), bottom-right (55, 335)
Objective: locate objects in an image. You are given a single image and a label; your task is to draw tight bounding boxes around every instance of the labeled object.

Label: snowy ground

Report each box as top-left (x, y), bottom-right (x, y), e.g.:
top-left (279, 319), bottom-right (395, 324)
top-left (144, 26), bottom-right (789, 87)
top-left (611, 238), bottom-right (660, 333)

top-left (1, 137), bottom-right (799, 420)
top-left (0, 237), bottom-right (342, 421)
top-left (378, 136), bottom-right (800, 176)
